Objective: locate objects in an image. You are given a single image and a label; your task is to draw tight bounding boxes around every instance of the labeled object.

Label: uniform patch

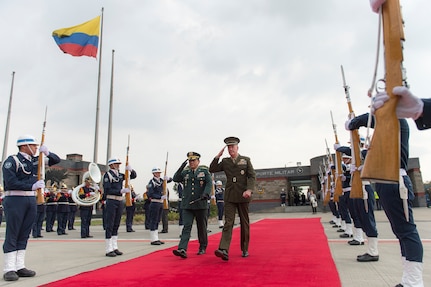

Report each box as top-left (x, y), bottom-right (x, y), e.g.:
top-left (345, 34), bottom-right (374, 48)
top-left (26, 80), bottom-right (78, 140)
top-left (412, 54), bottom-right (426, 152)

top-left (238, 159), bottom-right (247, 165)
top-left (197, 172), bottom-right (205, 177)
top-left (104, 177), bottom-right (109, 182)
top-left (3, 162), bottom-right (12, 169)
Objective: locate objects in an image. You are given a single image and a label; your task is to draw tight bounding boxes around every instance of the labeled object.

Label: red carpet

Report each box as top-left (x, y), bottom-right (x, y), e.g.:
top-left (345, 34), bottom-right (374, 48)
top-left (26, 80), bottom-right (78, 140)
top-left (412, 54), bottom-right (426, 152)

top-left (42, 218), bottom-right (340, 287)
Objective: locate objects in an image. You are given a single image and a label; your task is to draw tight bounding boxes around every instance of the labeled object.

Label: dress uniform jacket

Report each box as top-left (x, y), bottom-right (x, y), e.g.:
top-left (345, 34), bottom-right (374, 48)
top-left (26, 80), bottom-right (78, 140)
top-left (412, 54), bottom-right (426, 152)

top-left (209, 155), bottom-right (256, 203)
top-left (415, 99), bottom-right (431, 130)
top-left (173, 166), bottom-right (212, 209)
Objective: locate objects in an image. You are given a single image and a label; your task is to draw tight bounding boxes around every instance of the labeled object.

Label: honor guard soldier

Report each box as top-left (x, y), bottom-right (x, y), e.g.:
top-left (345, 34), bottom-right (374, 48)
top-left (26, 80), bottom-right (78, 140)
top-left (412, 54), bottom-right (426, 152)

top-left (2, 135), bottom-right (60, 281)
top-left (56, 184), bottom-right (70, 235)
top-left (147, 167), bottom-right (172, 245)
top-left (103, 158), bottom-right (137, 257)
top-left (172, 152), bottom-right (212, 258)
top-left (210, 137), bottom-right (256, 261)
top-left (214, 180), bottom-right (225, 228)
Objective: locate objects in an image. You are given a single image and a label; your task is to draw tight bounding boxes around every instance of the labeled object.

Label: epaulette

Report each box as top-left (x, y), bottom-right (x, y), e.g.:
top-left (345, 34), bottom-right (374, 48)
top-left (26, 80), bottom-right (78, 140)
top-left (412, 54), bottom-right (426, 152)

top-left (198, 165), bottom-right (208, 170)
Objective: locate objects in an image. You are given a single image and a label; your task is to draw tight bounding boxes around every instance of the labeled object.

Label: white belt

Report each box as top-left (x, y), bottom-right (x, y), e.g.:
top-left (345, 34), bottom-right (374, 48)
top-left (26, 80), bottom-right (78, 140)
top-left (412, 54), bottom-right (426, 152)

top-left (107, 195), bottom-right (123, 201)
top-left (151, 199), bottom-right (163, 203)
top-left (57, 202), bottom-right (69, 205)
top-left (400, 169), bottom-right (407, 176)
top-left (5, 191), bottom-right (35, 196)
top-left (342, 187), bottom-right (351, 192)
top-left (47, 202), bottom-right (57, 205)
top-left (362, 180), bottom-right (371, 185)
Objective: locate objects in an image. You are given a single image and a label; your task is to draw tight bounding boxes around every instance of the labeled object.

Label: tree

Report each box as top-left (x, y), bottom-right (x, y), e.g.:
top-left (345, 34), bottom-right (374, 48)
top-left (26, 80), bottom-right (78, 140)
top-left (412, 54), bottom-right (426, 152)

top-left (46, 168), bottom-right (68, 187)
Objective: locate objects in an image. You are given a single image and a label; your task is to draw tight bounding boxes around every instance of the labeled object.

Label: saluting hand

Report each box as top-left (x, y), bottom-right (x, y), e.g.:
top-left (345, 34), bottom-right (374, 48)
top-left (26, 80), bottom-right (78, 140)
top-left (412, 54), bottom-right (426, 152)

top-left (216, 146), bottom-right (226, 158)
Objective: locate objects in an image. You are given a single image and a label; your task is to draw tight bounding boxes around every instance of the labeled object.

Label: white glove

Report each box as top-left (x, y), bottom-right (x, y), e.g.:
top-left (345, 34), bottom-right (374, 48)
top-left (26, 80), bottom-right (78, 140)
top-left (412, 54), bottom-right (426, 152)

top-left (68, 189), bottom-right (72, 194)
top-left (371, 92), bottom-right (389, 114)
top-left (161, 195), bottom-right (167, 200)
top-left (32, 180), bottom-right (45, 191)
top-left (211, 195), bottom-right (216, 199)
top-left (344, 119), bottom-right (352, 131)
top-left (333, 143), bottom-right (341, 151)
top-left (163, 176), bottom-right (170, 181)
top-left (393, 86), bottom-right (424, 120)
top-left (370, 0), bottom-right (386, 13)
top-left (341, 175), bottom-right (346, 182)
top-left (350, 165), bottom-right (357, 173)
top-left (125, 165), bottom-right (132, 171)
top-left (89, 192), bottom-right (96, 196)
top-left (121, 188), bottom-right (131, 194)
top-left (39, 145), bottom-right (50, 156)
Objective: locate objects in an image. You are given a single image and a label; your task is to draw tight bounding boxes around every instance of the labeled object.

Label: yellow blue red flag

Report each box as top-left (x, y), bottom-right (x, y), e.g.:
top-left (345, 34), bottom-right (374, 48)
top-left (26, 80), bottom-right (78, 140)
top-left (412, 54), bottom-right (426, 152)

top-left (52, 16), bottom-right (100, 58)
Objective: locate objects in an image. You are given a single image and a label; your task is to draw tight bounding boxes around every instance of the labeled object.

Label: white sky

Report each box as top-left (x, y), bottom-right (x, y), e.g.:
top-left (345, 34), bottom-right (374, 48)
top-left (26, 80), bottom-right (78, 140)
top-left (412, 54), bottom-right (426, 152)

top-left (1, 0), bottom-right (431, 196)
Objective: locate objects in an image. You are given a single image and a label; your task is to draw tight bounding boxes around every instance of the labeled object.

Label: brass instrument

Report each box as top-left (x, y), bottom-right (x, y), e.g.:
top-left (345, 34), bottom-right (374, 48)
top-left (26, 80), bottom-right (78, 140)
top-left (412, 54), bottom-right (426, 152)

top-left (71, 163), bottom-right (102, 206)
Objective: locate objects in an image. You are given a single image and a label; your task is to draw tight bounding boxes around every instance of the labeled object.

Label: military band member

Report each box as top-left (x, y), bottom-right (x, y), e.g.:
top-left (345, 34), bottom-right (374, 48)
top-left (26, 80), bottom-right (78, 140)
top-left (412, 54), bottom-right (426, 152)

top-left (79, 177), bottom-right (98, 238)
top-left (56, 184), bottom-right (70, 235)
top-left (103, 158), bottom-right (136, 257)
top-left (172, 152), bottom-right (212, 258)
top-left (147, 167), bottom-right (172, 245)
top-left (45, 189), bottom-right (57, 232)
top-left (32, 190), bottom-right (46, 238)
top-left (67, 188), bottom-right (77, 230)
top-left (2, 135), bottom-right (60, 281)
top-left (210, 137), bottom-right (256, 261)
top-left (125, 186), bottom-right (137, 232)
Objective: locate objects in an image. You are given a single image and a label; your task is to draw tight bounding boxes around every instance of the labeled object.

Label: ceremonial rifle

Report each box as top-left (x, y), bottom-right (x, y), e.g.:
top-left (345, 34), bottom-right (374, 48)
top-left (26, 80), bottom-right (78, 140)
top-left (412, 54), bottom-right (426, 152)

top-left (341, 65), bottom-right (363, 199)
top-left (36, 107), bottom-right (48, 204)
top-left (325, 139), bottom-right (339, 202)
top-left (329, 113), bottom-right (344, 201)
top-left (210, 174), bottom-right (216, 206)
top-left (361, 0), bottom-right (404, 183)
top-left (162, 152), bottom-right (169, 210)
top-left (124, 135), bottom-right (132, 207)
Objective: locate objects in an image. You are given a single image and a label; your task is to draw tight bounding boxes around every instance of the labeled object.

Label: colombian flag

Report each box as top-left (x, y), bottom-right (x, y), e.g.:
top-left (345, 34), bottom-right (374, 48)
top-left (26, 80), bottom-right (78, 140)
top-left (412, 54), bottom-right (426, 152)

top-left (52, 16), bottom-right (100, 58)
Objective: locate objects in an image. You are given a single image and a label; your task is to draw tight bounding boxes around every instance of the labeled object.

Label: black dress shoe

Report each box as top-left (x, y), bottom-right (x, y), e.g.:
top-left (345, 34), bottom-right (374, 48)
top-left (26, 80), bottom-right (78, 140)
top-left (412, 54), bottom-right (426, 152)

top-left (37, 235), bottom-right (43, 238)
top-left (197, 249), bottom-right (206, 255)
top-left (348, 239), bottom-right (364, 245)
top-left (242, 251), bottom-right (249, 257)
top-left (3, 271), bottom-right (19, 281)
top-left (214, 249), bottom-right (229, 261)
top-left (339, 233), bottom-right (353, 238)
top-left (337, 229), bottom-right (345, 233)
top-left (394, 284), bottom-right (403, 287)
top-left (357, 253), bottom-right (379, 262)
top-left (157, 240), bottom-right (165, 244)
top-left (87, 235), bottom-right (93, 238)
top-left (173, 249), bottom-right (188, 258)
top-left (16, 268), bottom-right (36, 277)
top-left (151, 241), bottom-right (162, 245)
top-left (127, 230), bottom-right (135, 232)
top-left (332, 225), bottom-right (341, 228)
top-left (159, 230), bottom-right (168, 233)
top-left (106, 251), bottom-right (117, 257)
top-left (114, 249), bottom-right (123, 255)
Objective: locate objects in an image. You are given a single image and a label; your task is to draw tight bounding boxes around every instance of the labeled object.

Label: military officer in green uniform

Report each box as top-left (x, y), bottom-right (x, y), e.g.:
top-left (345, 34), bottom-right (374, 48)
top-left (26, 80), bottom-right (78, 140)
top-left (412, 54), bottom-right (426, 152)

top-left (210, 136), bottom-right (256, 261)
top-left (172, 152), bottom-right (212, 259)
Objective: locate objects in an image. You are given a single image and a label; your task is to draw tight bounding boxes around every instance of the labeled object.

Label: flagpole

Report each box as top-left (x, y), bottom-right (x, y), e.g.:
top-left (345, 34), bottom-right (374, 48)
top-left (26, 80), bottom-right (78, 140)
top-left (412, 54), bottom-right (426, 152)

top-left (106, 49), bottom-right (115, 170)
top-left (0, 71), bottom-right (16, 186)
top-left (93, 7), bottom-right (104, 164)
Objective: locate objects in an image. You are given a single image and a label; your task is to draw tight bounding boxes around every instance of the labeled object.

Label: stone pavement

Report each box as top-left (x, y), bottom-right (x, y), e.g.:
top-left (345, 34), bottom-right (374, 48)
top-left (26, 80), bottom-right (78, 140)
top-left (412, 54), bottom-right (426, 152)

top-left (0, 207), bottom-right (429, 286)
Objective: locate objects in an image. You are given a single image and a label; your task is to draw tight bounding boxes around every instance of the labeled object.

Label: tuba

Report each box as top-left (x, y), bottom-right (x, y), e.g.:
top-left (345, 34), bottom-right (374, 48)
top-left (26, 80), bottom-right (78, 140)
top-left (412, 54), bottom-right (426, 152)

top-left (71, 163), bottom-right (102, 206)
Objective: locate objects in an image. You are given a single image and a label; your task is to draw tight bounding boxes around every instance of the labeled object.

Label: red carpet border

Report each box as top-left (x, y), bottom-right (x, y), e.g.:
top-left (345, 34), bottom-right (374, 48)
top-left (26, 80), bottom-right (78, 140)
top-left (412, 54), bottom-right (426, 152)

top-left (42, 218), bottom-right (340, 287)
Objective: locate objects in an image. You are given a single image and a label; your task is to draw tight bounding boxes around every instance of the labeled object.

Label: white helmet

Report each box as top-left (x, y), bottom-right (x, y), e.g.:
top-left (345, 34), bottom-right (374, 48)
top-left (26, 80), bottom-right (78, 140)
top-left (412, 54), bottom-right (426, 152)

top-left (215, 180), bottom-right (223, 186)
top-left (107, 158), bottom-right (122, 166)
top-left (152, 167), bottom-right (162, 173)
top-left (16, 135), bottom-right (38, 146)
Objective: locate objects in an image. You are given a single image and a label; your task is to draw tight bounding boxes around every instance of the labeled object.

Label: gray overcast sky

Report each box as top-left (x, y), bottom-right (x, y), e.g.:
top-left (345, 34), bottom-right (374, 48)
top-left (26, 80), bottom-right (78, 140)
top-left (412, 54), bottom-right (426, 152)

top-left (1, 0), bottom-right (431, 195)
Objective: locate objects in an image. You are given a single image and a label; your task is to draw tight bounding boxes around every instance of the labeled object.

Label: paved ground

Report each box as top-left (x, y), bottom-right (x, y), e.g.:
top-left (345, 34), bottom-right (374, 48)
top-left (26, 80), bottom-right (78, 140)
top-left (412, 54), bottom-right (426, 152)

top-left (0, 207), bottom-right (429, 287)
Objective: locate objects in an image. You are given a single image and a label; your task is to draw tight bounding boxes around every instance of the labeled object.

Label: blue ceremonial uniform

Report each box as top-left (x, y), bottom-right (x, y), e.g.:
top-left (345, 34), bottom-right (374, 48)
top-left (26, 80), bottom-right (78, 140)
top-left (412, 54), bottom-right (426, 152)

top-left (45, 191), bottom-right (57, 232)
top-left (2, 151), bottom-right (60, 253)
top-left (103, 169), bottom-right (137, 239)
top-left (56, 190), bottom-right (69, 235)
top-left (78, 185), bottom-right (95, 238)
top-left (349, 113), bottom-right (423, 263)
top-left (147, 176), bottom-right (172, 232)
top-left (215, 186), bottom-right (224, 221)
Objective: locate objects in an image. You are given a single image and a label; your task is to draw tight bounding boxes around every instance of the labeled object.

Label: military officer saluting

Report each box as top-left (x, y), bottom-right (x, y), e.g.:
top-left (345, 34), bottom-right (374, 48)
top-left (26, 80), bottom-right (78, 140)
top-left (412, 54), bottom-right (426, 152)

top-left (172, 152), bottom-right (212, 258)
top-left (210, 137), bottom-right (256, 261)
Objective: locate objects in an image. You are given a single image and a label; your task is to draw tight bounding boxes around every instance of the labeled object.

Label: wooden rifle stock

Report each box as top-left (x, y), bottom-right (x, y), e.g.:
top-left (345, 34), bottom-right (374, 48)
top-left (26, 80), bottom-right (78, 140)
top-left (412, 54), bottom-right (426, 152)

top-left (361, 0), bottom-right (403, 183)
top-left (124, 135), bottom-right (132, 207)
top-left (329, 114), bottom-right (344, 200)
top-left (322, 162), bottom-right (330, 206)
top-left (162, 152), bottom-right (169, 210)
top-left (36, 107), bottom-right (47, 204)
top-left (341, 65), bottom-right (363, 199)
top-left (210, 174), bottom-right (216, 206)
